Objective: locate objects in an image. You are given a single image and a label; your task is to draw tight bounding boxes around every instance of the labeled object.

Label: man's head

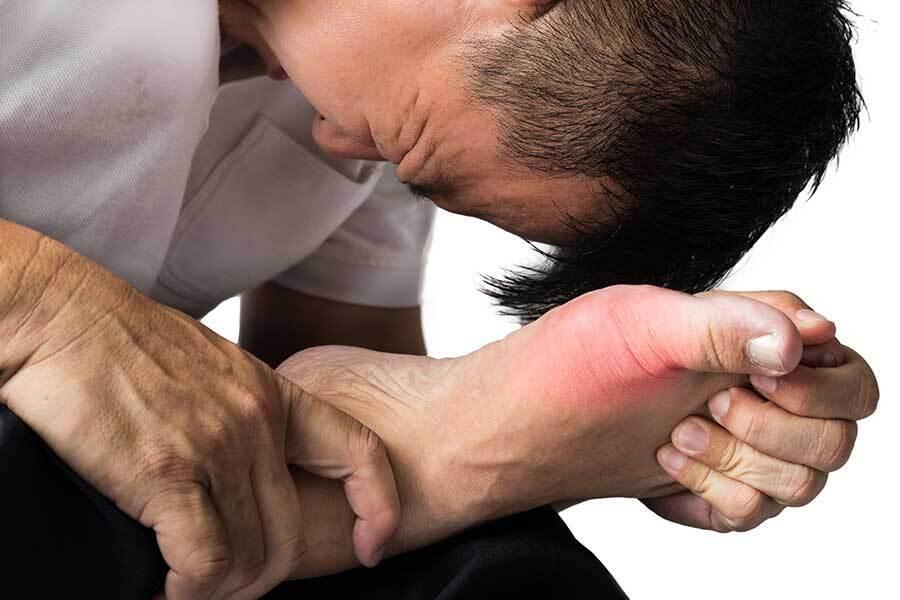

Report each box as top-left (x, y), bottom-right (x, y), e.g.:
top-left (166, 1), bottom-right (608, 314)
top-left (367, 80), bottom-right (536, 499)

top-left (228, 0), bottom-right (862, 320)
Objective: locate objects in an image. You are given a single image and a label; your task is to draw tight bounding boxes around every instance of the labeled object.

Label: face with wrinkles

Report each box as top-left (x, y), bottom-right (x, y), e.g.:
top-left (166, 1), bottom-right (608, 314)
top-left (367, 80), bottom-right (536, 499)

top-left (220, 0), bottom-right (597, 244)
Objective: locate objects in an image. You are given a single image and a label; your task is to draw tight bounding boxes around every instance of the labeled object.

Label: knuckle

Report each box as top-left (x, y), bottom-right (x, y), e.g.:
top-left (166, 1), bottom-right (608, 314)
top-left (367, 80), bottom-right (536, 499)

top-left (710, 512), bottom-right (737, 534)
top-left (822, 421), bottom-right (858, 472)
top-left (235, 386), bottom-right (273, 431)
top-left (783, 467), bottom-right (824, 507)
top-left (725, 486), bottom-right (764, 523)
top-left (233, 556), bottom-right (267, 589)
top-left (691, 465), bottom-right (714, 495)
top-left (773, 290), bottom-right (805, 309)
top-left (712, 520), bottom-right (736, 534)
top-left (852, 366), bottom-right (880, 420)
top-left (276, 534), bottom-right (308, 573)
top-left (717, 436), bottom-right (743, 474)
top-left (730, 517), bottom-right (765, 533)
top-left (739, 402), bottom-right (769, 447)
top-left (184, 545), bottom-right (233, 586)
top-left (199, 411), bottom-right (235, 454)
top-left (140, 447), bottom-right (205, 486)
top-left (790, 388), bottom-right (815, 417)
top-left (350, 422), bottom-right (386, 464)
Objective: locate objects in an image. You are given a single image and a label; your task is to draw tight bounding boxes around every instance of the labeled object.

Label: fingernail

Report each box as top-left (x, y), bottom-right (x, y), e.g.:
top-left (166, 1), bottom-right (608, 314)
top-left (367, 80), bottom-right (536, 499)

top-left (750, 374), bottom-right (778, 394)
top-left (747, 334), bottom-right (786, 373)
top-left (676, 421), bottom-right (708, 453)
top-left (371, 546), bottom-right (386, 567)
top-left (659, 446), bottom-right (688, 472)
top-left (709, 390), bottom-right (731, 421)
top-left (796, 309), bottom-right (830, 324)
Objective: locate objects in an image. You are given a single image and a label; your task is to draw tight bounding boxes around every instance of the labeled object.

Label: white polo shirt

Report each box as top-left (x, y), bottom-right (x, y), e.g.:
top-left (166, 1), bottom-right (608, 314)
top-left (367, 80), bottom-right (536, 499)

top-left (0, 2), bottom-right (433, 317)
top-left (152, 77), bottom-right (435, 317)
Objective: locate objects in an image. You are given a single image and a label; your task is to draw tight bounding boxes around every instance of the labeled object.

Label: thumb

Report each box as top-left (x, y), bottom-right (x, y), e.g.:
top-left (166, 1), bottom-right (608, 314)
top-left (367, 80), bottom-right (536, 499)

top-left (281, 382), bottom-right (401, 568)
top-left (606, 286), bottom-right (803, 376)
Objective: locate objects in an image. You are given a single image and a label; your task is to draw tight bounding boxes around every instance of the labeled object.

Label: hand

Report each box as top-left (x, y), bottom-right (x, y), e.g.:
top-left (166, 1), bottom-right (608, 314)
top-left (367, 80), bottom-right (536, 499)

top-left (219, 0), bottom-right (285, 80)
top-left (276, 285), bottom-right (826, 561)
top-left (1, 288), bottom-right (400, 600)
top-left (645, 291), bottom-right (879, 532)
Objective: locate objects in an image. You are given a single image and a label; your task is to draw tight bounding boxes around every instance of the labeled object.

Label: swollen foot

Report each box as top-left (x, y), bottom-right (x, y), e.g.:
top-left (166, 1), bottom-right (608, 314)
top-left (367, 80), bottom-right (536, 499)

top-left (278, 285), bottom-right (803, 568)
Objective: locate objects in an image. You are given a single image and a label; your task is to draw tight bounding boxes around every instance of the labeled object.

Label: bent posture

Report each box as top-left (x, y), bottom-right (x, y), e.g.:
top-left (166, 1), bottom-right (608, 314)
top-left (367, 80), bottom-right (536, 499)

top-left (0, 0), bottom-right (876, 598)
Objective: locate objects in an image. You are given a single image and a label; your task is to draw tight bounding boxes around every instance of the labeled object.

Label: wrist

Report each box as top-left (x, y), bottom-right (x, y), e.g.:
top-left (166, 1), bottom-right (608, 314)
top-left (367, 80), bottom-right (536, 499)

top-left (0, 225), bottom-right (73, 372)
top-left (0, 223), bottom-right (140, 390)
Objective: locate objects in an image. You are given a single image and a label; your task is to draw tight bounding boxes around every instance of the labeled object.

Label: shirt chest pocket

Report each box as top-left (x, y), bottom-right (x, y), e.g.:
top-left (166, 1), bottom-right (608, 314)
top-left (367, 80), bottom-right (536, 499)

top-left (154, 115), bottom-right (382, 316)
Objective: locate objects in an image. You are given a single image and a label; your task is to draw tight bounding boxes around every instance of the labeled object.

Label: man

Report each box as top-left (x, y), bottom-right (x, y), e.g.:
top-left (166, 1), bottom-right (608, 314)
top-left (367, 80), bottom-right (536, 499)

top-left (0, 1), bottom-right (876, 599)
top-left (222, 0), bottom-right (861, 314)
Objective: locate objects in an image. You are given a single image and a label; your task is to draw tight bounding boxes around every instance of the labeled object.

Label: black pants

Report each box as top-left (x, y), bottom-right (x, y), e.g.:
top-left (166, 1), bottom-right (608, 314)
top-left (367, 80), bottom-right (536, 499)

top-left (0, 405), bottom-right (627, 599)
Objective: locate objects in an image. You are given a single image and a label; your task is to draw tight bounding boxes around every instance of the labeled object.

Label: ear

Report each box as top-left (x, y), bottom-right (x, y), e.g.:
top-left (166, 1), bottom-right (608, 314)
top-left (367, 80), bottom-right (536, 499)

top-left (311, 114), bottom-right (385, 161)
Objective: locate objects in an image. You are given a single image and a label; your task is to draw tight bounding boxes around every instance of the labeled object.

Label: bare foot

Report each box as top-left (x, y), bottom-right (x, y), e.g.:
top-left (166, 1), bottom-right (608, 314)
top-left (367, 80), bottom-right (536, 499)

top-left (279, 285), bottom-right (803, 572)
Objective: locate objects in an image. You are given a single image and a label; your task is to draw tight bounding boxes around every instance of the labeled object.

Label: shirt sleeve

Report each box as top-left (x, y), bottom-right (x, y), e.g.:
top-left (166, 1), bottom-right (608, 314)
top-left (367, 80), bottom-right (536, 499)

top-left (274, 165), bottom-right (436, 308)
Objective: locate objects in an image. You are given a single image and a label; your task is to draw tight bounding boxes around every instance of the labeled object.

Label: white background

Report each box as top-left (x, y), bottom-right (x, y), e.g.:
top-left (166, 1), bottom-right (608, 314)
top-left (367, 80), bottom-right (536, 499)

top-left (206, 2), bottom-right (897, 597)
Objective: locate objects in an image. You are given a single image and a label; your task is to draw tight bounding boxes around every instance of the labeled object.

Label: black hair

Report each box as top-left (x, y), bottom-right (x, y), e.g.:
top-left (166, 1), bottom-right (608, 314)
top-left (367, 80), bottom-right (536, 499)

top-left (470, 0), bottom-right (863, 322)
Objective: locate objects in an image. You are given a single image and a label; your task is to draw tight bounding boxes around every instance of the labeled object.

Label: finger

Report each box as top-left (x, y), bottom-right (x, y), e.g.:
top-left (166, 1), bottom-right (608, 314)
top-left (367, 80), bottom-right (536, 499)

top-left (709, 388), bottom-right (858, 472)
top-left (235, 460), bottom-right (307, 599)
top-left (284, 388), bottom-right (400, 568)
top-left (642, 492), bottom-right (732, 532)
top-left (207, 476), bottom-right (266, 600)
top-left (801, 339), bottom-right (847, 368)
top-left (657, 445), bottom-right (784, 532)
top-left (671, 417), bottom-right (827, 507)
top-left (613, 286), bottom-right (803, 375)
top-left (748, 346), bottom-right (880, 420)
top-left (142, 485), bottom-right (231, 600)
top-left (714, 290), bottom-right (837, 346)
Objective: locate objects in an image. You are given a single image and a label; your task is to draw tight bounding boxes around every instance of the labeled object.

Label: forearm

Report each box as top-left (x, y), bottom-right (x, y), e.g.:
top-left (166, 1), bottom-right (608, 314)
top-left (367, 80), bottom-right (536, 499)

top-left (2, 220), bottom-right (403, 586)
top-left (0, 219), bottom-right (117, 377)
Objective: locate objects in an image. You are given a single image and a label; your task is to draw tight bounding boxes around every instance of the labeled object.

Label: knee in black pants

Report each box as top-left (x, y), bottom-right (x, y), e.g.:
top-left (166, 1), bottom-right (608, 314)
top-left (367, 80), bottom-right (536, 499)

top-left (0, 405), bottom-right (626, 600)
top-left (0, 405), bottom-right (166, 599)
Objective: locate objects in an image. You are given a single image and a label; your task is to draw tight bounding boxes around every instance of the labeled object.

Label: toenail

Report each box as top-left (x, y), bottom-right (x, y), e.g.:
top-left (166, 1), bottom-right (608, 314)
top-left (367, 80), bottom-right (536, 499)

top-left (748, 334), bottom-right (786, 374)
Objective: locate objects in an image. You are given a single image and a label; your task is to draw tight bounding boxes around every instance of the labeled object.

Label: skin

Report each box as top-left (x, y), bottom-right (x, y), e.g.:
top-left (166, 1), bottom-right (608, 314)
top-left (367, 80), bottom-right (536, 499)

top-left (220, 0), bottom-right (598, 244)
top-left (214, 0), bottom-right (879, 587)
top-left (0, 222), bottom-right (401, 600)
top-left (267, 285), bottom-right (878, 576)
top-left (223, 0), bottom-right (881, 542)
top-left (1, 216), bottom-right (876, 591)
top-left (0, 190), bottom-right (878, 594)
top-left (0, 2), bottom-right (879, 599)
